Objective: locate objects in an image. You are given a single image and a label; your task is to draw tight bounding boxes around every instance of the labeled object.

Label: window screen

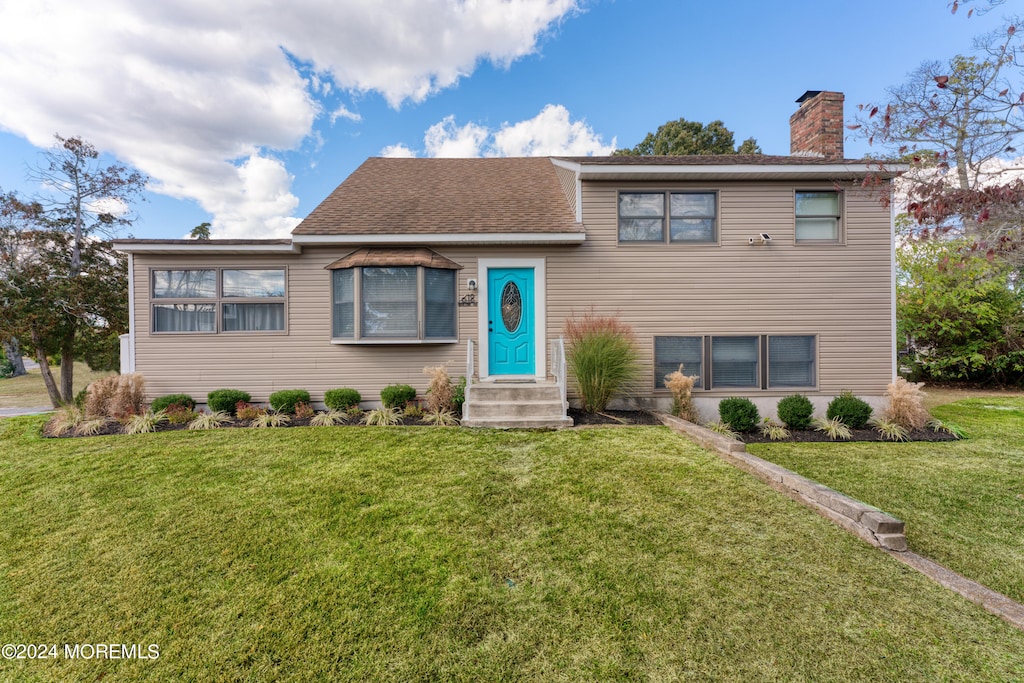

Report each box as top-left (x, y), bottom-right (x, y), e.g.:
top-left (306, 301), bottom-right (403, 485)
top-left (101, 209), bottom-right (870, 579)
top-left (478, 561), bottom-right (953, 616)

top-left (654, 336), bottom-right (703, 389)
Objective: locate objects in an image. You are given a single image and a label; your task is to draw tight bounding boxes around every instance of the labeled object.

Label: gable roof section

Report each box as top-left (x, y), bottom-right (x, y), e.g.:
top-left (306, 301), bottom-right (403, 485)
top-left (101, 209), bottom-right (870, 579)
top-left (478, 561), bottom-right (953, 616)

top-left (292, 157), bottom-right (583, 242)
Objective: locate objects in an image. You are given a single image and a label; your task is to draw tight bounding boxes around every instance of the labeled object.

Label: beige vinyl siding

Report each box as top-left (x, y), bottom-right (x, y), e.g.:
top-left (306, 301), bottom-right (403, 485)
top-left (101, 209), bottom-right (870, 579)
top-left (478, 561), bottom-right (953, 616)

top-left (130, 179), bottom-right (893, 404)
top-left (552, 163), bottom-right (578, 218)
top-left (554, 179), bottom-right (892, 396)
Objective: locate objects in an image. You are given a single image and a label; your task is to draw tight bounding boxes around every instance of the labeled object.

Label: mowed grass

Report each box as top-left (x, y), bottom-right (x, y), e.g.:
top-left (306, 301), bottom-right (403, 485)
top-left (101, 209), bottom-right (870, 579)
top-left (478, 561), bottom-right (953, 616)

top-left (0, 362), bottom-right (114, 409)
top-left (0, 419), bottom-right (1022, 682)
top-left (750, 397), bottom-right (1024, 606)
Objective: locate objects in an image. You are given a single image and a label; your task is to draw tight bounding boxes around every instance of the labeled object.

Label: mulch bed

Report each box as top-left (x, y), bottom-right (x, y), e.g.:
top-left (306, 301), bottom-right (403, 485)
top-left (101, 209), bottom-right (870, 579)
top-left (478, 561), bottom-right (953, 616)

top-left (741, 427), bottom-right (958, 444)
top-left (567, 408), bottom-right (663, 426)
top-left (44, 414), bottom-right (443, 438)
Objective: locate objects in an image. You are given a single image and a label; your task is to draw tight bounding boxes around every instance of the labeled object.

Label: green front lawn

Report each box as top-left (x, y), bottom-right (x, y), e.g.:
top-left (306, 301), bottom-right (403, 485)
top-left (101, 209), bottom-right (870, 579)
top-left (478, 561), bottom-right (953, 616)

top-left (1, 418), bottom-right (1022, 681)
top-left (749, 397), bottom-right (1024, 606)
top-left (0, 362), bottom-right (114, 409)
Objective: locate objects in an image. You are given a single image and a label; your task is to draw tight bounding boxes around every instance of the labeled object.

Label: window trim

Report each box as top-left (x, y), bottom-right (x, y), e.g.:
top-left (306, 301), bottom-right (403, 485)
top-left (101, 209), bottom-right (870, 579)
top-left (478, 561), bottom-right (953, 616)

top-left (794, 189), bottom-right (844, 245)
top-left (617, 190), bottom-right (719, 246)
top-left (149, 266), bottom-right (288, 335)
top-left (330, 265), bottom-right (458, 344)
top-left (653, 334), bottom-right (818, 392)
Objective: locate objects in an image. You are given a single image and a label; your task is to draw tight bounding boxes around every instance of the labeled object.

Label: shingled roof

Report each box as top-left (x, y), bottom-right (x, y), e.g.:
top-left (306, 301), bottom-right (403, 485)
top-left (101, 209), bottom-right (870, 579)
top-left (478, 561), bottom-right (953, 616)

top-left (292, 157), bottom-right (581, 236)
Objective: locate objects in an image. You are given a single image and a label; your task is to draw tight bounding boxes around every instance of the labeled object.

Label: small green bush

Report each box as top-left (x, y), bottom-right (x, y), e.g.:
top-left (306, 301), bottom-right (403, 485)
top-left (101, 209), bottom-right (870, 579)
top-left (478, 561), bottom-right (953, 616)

top-left (452, 376), bottom-right (466, 415)
top-left (269, 389), bottom-right (311, 414)
top-left (207, 389), bottom-right (251, 415)
top-left (381, 384), bottom-right (416, 409)
top-left (718, 397), bottom-right (760, 433)
top-left (151, 393), bottom-right (196, 413)
top-left (826, 391), bottom-right (873, 429)
top-left (325, 388), bottom-right (361, 411)
top-left (776, 394), bottom-right (814, 431)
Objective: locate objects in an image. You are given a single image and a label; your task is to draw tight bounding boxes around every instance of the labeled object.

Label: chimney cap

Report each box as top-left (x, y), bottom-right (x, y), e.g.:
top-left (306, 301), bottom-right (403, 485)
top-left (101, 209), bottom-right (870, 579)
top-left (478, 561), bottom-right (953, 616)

top-left (796, 90), bottom-right (823, 104)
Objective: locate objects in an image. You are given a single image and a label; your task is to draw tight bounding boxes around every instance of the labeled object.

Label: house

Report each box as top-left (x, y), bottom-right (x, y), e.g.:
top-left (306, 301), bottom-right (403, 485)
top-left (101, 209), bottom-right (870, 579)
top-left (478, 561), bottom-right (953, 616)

top-left (113, 91), bottom-right (903, 427)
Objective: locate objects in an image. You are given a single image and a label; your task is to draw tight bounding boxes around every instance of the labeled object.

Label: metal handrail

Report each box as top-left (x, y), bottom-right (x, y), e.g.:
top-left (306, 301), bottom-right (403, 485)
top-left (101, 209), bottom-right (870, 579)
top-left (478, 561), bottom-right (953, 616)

top-left (551, 336), bottom-right (567, 412)
top-left (464, 338), bottom-right (474, 418)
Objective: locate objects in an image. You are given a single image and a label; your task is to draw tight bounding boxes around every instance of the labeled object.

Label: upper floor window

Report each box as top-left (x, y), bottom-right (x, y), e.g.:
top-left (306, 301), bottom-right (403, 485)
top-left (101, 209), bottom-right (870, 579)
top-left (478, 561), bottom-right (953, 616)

top-left (795, 191), bottom-right (841, 242)
top-left (151, 268), bottom-right (286, 333)
top-left (619, 191), bottom-right (717, 244)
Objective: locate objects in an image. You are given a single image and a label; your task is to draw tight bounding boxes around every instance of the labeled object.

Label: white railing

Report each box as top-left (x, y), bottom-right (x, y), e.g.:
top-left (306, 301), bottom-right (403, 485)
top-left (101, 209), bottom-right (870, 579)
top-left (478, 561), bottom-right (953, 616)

top-left (550, 336), bottom-right (567, 412)
top-left (464, 338), bottom-right (474, 418)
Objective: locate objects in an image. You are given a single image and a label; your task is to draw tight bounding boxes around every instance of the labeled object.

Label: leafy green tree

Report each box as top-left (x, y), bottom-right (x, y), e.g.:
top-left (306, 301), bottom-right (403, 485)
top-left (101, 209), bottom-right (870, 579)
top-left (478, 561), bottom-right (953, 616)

top-left (614, 118), bottom-right (761, 156)
top-left (190, 222), bottom-right (211, 239)
top-left (898, 237), bottom-right (1024, 383)
top-left (0, 136), bottom-right (145, 406)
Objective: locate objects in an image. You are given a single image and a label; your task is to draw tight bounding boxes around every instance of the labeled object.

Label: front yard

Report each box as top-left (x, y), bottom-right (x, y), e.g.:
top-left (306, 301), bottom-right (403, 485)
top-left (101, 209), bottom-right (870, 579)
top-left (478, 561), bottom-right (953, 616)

top-left (749, 397), bottom-right (1024, 606)
top-left (0, 417), bottom-right (1022, 681)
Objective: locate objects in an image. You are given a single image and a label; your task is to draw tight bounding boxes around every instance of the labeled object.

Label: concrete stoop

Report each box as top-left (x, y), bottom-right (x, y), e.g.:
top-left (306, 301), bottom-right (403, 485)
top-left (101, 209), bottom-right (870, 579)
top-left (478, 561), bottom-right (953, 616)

top-left (461, 381), bottom-right (573, 429)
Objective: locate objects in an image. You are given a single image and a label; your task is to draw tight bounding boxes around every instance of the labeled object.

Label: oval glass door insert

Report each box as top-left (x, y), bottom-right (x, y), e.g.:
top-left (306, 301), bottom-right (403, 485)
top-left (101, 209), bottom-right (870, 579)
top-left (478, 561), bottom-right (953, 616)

top-left (500, 281), bottom-right (522, 332)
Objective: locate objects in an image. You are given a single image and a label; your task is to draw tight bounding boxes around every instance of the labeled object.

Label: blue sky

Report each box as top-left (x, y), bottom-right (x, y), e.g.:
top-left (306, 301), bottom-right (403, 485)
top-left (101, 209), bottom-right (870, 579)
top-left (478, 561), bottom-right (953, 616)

top-left (0, 1), bottom-right (1010, 240)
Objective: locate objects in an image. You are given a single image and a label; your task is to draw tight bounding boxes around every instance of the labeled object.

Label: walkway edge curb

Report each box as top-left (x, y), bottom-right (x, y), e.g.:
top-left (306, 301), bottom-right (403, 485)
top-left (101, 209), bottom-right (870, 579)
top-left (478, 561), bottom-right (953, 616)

top-left (657, 414), bottom-right (907, 551)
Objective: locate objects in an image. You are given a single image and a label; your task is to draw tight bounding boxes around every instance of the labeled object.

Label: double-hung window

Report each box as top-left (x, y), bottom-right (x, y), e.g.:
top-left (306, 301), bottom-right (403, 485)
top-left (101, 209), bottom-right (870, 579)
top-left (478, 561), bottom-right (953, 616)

top-left (330, 253), bottom-right (458, 342)
top-left (151, 268), bottom-right (286, 333)
top-left (795, 190), bottom-right (841, 242)
top-left (619, 191), bottom-right (717, 244)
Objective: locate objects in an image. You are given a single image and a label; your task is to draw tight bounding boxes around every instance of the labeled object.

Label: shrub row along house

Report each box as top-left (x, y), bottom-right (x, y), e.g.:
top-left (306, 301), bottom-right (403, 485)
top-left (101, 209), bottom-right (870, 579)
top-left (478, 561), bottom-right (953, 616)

top-left (114, 91), bottom-right (903, 428)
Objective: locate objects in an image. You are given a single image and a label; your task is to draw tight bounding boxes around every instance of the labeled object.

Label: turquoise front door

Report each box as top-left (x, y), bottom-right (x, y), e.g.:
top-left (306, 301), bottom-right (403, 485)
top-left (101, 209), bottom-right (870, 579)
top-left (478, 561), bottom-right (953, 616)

top-left (488, 267), bottom-right (535, 375)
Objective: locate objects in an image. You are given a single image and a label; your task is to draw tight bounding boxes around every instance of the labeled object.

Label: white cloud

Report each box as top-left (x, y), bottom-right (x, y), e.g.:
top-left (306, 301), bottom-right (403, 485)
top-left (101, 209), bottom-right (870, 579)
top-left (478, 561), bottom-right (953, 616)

top-left (381, 144), bottom-right (416, 159)
top-left (491, 104), bottom-right (616, 156)
top-left (0, 0), bottom-right (578, 237)
top-left (329, 105), bottom-right (362, 124)
top-left (391, 105), bottom-right (616, 158)
top-left (424, 116), bottom-right (491, 157)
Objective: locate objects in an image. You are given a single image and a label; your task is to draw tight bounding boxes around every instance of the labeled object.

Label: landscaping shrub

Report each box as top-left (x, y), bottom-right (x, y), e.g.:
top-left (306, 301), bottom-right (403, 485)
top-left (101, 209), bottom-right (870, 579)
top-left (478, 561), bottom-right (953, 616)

top-left (165, 404), bottom-right (195, 425)
top-left (207, 389), bottom-right (251, 415)
top-left (826, 391), bottom-right (873, 429)
top-left (381, 384), bottom-right (416, 409)
top-left (151, 393), bottom-right (195, 413)
top-left (235, 402), bottom-right (260, 421)
top-left (452, 376), bottom-right (466, 415)
top-left (718, 397), bottom-right (760, 433)
top-left (325, 388), bottom-right (361, 411)
top-left (423, 365), bottom-right (454, 413)
top-left (269, 389), bottom-right (311, 414)
top-left (294, 402), bottom-right (315, 419)
top-left (565, 312), bottom-right (641, 413)
top-left (777, 394), bottom-right (814, 431)
top-left (84, 373), bottom-right (146, 419)
top-left (883, 377), bottom-right (929, 431)
top-left (664, 364), bottom-right (698, 421)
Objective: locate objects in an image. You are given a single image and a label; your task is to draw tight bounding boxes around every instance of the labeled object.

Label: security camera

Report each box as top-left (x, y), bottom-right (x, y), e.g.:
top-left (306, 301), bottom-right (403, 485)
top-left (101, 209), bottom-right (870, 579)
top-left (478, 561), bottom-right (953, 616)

top-left (467, 278), bottom-right (478, 291)
top-left (760, 233), bottom-right (772, 243)
top-left (748, 237), bottom-right (756, 245)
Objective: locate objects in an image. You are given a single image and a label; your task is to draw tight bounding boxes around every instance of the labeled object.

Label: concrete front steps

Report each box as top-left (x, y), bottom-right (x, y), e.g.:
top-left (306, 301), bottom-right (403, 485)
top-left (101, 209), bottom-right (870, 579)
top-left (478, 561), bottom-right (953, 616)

top-left (461, 380), bottom-right (573, 429)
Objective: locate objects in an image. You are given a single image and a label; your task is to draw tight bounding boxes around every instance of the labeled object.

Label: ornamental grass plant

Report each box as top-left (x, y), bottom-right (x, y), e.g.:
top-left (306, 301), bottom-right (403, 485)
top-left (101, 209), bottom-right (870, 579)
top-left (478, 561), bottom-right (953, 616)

top-left (564, 312), bottom-right (641, 413)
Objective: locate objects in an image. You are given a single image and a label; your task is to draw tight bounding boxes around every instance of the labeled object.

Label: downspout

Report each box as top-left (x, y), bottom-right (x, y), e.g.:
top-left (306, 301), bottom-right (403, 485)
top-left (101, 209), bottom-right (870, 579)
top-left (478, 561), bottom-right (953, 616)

top-left (127, 252), bottom-right (136, 373)
top-left (890, 183), bottom-right (897, 382)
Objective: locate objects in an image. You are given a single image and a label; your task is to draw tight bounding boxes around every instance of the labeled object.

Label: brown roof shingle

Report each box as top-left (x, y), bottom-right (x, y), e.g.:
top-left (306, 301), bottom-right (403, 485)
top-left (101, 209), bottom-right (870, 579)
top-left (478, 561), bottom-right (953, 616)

top-left (292, 157), bottom-right (581, 236)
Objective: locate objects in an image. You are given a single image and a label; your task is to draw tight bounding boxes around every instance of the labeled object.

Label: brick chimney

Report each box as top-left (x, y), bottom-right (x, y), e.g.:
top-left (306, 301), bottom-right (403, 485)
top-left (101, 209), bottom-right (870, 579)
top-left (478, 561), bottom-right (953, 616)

top-left (789, 90), bottom-right (844, 159)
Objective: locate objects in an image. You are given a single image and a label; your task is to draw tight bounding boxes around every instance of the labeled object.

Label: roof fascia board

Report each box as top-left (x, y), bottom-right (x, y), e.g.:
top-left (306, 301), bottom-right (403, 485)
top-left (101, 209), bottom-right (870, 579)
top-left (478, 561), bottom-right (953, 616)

top-left (291, 233), bottom-right (586, 245)
top-left (113, 242), bottom-right (301, 254)
top-left (575, 163), bottom-right (908, 178)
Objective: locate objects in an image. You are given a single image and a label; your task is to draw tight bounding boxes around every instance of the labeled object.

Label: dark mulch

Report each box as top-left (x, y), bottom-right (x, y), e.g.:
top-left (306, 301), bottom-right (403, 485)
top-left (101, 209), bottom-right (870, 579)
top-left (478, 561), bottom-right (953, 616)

top-left (45, 413), bottom-right (449, 438)
top-left (567, 408), bottom-right (663, 426)
top-left (741, 427), bottom-right (958, 444)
